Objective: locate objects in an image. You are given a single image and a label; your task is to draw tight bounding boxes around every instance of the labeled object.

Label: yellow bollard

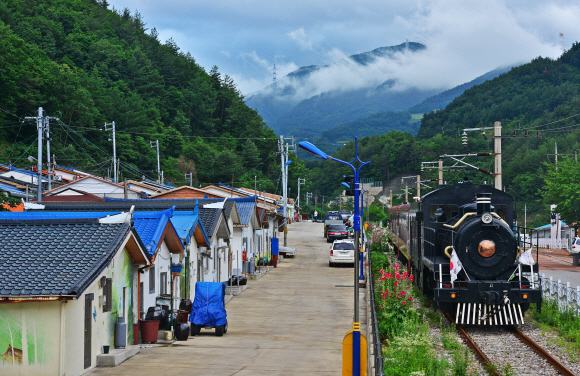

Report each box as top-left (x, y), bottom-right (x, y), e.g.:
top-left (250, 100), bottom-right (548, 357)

top-left (342, 329), bottom-right (367, 376)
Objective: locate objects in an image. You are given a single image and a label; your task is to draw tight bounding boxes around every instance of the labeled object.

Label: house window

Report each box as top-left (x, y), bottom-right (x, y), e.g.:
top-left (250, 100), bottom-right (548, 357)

top-left (103, 278), bottom-right (112, 312)
top-left (160, 272), bottom-right (167, 295)
top-left (149, 265), bottom-right (155, 294)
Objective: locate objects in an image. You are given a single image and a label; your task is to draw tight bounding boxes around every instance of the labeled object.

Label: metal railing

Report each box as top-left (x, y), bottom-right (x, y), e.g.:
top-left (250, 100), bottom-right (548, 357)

top-left (367, 239), bottom-right (384, 376)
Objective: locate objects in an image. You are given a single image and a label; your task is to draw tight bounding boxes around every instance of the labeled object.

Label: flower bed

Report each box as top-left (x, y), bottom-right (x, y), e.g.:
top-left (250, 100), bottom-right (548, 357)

top-left (367, 224), bottom-right (475, 376)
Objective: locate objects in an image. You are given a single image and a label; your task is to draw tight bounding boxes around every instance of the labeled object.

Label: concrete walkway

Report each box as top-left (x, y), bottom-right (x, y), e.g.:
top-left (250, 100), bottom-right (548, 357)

top-left (86, 221), bottom-right (365, 376)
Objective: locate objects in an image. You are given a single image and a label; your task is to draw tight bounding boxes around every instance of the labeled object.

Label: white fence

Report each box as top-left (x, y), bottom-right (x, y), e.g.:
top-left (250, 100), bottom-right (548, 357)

top-left (539, 274), bottom-right (580, 315)
top-left (533, 238), bottom-right (569, 250)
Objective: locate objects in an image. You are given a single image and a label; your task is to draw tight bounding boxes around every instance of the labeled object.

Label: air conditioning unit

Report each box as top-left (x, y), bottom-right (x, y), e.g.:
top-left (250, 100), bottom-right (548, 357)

top-left (54, 175), bottom-right (62, 181)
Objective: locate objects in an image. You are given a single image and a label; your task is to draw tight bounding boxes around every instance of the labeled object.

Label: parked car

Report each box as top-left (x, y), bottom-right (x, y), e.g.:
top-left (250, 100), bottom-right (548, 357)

top-left (571, 237), bottom-right (580, 254)
top-left (329, 239), bottom-right (355, 266)
top-left (189, 282), bottom-right (228, 336)
top-left (324, 214), bottom-right (344, 238)
top-left (338, 210), bottom-right (352, 223)
top-left (327, 224), bottom-right (348, 243)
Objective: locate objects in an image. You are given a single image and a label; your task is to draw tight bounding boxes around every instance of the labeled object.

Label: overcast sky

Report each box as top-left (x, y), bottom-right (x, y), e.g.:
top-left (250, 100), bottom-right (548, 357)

top-left (110, 0), bottom-right (580, 96)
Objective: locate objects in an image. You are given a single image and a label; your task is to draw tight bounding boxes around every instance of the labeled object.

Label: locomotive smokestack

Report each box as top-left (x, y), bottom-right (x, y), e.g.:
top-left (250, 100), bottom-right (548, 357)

top-left (476, 193), bottom-right (491, 216)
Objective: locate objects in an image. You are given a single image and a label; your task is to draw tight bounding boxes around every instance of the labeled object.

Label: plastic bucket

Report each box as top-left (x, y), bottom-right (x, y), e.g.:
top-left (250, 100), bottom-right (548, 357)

top-left (139, 320), bottom-right (160, 343)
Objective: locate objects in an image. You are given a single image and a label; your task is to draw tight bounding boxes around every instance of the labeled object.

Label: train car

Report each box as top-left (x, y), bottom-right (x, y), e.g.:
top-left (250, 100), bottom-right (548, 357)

top-left (389, 183), bottom-right (542, 325)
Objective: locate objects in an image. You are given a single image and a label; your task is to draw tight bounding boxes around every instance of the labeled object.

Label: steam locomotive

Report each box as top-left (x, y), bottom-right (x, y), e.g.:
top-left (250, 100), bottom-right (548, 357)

top-left (389, 183), bottom-right (542, 325)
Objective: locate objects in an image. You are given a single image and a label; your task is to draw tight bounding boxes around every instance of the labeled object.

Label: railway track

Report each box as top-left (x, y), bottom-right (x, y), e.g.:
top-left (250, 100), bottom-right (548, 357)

top-left (443, 313), bottom-right (577, 376)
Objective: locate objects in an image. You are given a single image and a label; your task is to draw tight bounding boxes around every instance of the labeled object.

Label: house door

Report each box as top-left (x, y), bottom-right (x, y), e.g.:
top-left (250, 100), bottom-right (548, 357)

top-left (84, 293), bottom-right (93, 369)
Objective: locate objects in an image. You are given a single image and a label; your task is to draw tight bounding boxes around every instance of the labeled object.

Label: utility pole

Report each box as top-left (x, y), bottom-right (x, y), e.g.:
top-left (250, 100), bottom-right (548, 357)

top-left (438, 159), bottom-right (443, 185)
top-left (185, 173), bottom-right (193, 187)
top-left (279, 136), bottom-right (288, 247)
top-left (494, 121), bottom-right (502, 190)
top-left (405, 181), bottom-right (408, 203)
top-left (389, 189), bottom-right (392, 207)
top-left (25, 107), bottom-right (44, 202)
top-left (150, 140), bottom-right (160, 183)
top-left (44, 116), bottom-right (51, 191)
top-left (104, 121), bottom-right (117, 182)
top-left (297, 178), bottom-right (305, 209)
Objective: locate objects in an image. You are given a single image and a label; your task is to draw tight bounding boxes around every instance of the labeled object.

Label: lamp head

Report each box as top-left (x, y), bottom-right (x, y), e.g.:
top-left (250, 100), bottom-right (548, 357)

top-left (298, 141), bottom-right (328, 160)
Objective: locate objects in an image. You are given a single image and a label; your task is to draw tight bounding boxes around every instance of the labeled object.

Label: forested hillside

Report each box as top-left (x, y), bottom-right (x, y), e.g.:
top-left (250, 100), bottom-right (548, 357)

top-left (307, 43), bottom-right (580, 227)
top-left (0, 0), bottom-right (288, 191)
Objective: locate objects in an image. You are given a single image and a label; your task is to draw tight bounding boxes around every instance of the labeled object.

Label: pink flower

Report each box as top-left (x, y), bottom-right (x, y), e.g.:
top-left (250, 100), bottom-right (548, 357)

top-left (402, 271), bottom-right (408, 277)
top-left (378, 305), bottom-right (383, 309)
top-left (400, 291), bottom-right (406, 296)
top-left (394, 281), bottom-right (398, 288)
top-left (395, 264), bottom-right (400, 270)
top-left (380, 269), bottom-right (385, 274)
top-left (408, 297), bottom-right (413, 301)
top-left (395, 273), bottom-right (401, 280)
top-left (402, 301), bottom-right (406, 305)
top-left (381, 276), bottom-right (386, 281)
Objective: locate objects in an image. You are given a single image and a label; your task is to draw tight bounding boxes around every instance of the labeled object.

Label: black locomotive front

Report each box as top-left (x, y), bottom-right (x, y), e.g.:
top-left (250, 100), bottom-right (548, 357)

top-left (398, 184), bottom-right (542, 326)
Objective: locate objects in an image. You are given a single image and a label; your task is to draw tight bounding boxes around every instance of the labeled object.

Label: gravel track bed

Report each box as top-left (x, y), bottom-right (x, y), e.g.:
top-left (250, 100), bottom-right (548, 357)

top-left (465, 326), bottom-right (565, 376)
top-left (518, 321), bottom-right (580, 375)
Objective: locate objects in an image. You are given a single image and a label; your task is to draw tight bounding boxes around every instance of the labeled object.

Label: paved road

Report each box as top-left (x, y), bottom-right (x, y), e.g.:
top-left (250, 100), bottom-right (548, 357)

top-left (87, 221), bottom-right (364, 376)
top-left (532, 249), bottom-right (580, 288)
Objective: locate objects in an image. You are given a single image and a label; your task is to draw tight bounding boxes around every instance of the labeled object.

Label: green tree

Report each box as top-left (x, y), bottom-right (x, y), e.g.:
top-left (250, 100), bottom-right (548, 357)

top-left (542, 158), bottom-right (580, 224)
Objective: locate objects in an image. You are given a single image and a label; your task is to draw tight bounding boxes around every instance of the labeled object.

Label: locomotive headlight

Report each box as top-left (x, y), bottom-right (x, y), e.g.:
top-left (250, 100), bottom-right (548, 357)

top-left (478, 240), bottom-right (496, 258)
top-left (481, 212), bottom-right (493, 224)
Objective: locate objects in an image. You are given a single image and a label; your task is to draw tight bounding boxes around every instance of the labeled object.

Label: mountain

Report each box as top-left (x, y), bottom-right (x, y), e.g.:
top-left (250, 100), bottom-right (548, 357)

top-left (406, 64), bottom-right (516, 113)
top-left (305, 64), bottom-right (517, 153)
top-left (306, 42), bottom-right (580, 227)
top-left (0, 0), bottom-right (280, 191)
top-left (245, 42), bottom-right (433, 138)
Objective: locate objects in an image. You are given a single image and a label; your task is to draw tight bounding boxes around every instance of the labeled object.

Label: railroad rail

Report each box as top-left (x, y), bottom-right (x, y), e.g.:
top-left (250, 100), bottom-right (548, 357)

top-left (443, 313), bottom-right (576, 376)
top-left (511, 327), bottom-right (576, 376)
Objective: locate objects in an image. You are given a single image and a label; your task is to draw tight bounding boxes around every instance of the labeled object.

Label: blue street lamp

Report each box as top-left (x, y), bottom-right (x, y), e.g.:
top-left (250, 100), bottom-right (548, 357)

top-left (299, 138), bottom-right (369, 376)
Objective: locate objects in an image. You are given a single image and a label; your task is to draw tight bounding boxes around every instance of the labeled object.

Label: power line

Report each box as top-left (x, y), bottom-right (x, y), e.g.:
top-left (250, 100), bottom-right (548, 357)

top-left (520, 112), bottom-right (580, 131)
top-left (60, 124), bottom-right (278, 140)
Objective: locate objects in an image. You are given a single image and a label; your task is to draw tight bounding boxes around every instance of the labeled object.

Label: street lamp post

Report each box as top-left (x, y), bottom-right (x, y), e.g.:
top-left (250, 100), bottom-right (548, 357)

top-left (359, 189), bottom-right (369, 281)
top-left (299, 138), bottom-right (369, 376)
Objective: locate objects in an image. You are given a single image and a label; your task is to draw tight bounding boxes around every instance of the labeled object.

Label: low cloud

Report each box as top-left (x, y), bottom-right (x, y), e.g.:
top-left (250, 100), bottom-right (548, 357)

top-left (287, 27), bottom-right (314, 51)
top-left (256, 0), bottom-right (565, 102)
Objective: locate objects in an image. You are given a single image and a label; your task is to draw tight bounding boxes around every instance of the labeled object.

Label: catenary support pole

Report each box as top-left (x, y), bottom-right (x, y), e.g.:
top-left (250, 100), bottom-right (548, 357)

top-left (438, 159), bottom-right (443, 185)
top-left (416, 174), bottom-right (420, 201)
top-left (494, 121), bottom-right (502, 190)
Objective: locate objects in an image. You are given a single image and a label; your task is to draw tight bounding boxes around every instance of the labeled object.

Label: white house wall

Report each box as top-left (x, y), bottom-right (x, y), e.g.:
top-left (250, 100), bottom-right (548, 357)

top-left (141, 242), bottom-right (172, 317)
top-left (0, 247), bottom-right (138, 376)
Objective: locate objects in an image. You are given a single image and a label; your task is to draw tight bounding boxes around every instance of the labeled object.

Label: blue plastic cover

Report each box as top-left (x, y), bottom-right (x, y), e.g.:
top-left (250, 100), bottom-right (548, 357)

top-left (189, 282), bottom-right (227, 327)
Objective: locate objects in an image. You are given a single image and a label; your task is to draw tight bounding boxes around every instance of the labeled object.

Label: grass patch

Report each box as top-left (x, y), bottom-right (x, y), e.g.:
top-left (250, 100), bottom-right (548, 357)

top-left (531, 300), bottom-right (580, 359)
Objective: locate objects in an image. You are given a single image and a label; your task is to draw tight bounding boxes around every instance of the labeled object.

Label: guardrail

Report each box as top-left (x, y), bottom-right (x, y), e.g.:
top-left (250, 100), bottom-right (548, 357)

top-left (367, 239), bottom-right (384, 376)
top-left (540, 274), bottom-right (580, 315)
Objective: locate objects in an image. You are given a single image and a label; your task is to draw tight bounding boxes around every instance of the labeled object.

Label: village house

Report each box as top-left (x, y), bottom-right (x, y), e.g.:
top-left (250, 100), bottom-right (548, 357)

top-left (0, 215), bottom-right (149, 376)
top-left (41, 176), bottom-right (143, 199)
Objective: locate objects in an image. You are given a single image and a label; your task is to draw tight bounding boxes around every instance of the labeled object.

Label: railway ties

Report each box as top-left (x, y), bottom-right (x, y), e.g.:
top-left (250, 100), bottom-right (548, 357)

top-left (443, 313), bottom-right (577, 376)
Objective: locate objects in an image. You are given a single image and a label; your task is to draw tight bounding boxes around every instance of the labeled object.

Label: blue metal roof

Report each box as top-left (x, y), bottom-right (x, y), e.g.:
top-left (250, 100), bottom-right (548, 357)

top-left (0, 183), bottom-right (25, 194)
top-left (170, 211), bottom-right (210, 247)
top-left (0, 208), bottom-right (182, 255)
top-left (133, 207), bottom-right (182, 255)
top-left (228, 197), bottom-right (256, 225)
top-left (0, 211), bottom-right (123, 221)
top-left (534, 221), bottom-right (567, 230)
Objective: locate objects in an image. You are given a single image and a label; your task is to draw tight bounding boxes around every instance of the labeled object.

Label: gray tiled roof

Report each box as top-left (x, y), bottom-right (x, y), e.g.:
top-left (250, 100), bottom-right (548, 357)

top-left (0, 219), bottom-right (131, 297)
top-left (198, 208), bottom-right (221, 237)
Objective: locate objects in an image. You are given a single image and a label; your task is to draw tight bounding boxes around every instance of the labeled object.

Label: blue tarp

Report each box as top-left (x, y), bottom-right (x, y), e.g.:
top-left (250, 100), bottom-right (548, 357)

top-left (189, 282), bottom-right (227, 327)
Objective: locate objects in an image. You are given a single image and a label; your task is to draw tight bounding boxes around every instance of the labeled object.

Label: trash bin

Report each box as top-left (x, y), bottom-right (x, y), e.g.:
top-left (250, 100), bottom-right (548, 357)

top-left (573, 253), bottom-right (580, 266)
top-left (139, 320), bottom-right (160, 343)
